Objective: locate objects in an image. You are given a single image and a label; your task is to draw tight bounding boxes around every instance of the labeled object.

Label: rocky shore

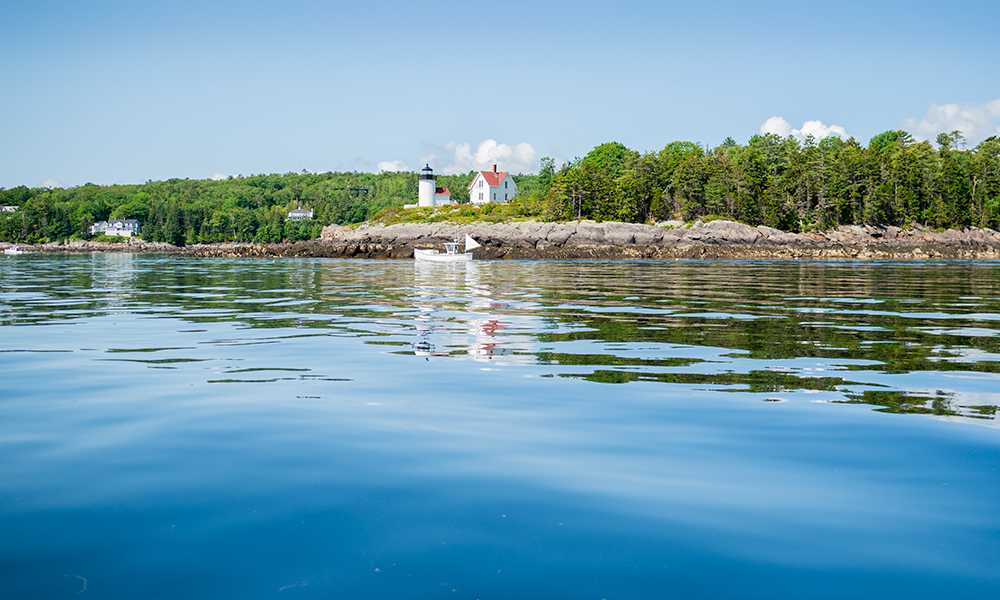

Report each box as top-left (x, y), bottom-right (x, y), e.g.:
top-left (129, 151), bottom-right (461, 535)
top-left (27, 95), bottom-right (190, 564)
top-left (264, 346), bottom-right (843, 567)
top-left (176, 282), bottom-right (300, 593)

top-left (7, 219), bottom-right (1000, 260)
top-left (2, 237), bottom-right (182, 254)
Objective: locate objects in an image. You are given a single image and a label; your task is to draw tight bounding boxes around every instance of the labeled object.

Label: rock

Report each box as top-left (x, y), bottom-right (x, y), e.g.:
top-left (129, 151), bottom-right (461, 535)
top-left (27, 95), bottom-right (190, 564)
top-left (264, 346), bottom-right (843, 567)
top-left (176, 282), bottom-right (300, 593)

top-left (633, 227), bottom-right (663, 246)
top-left (565, 222), bottom-right (606, 247)
top-left (16, 217), bottom-right (1000, 260)
top-left (545, 224), bottom-right (575, 245)
top-left (321, 224), bottom-right (353, 240)
top-left (604, 224), bottom-right (636, 245)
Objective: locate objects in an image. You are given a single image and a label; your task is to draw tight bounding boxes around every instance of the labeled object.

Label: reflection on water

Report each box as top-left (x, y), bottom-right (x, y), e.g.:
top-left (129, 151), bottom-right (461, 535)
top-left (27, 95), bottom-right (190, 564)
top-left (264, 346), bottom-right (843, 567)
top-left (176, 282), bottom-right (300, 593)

top-left (1, 255), bottom-right (1000, 598)
top-left (3, 255), bottom-right (1000, 417)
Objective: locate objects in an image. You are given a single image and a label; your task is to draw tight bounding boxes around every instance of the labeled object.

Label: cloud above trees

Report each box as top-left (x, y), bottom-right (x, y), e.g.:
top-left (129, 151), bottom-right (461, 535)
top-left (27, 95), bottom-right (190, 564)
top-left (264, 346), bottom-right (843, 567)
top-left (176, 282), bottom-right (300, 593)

top-left (420, 140), bottom-right (538, 175)
top-left (378, 140), bottom-right (539, 175)
top-left (435, 140), bottom-right (538, 175)
top-left (377, 160), bottom-right (410, 173)
top-left (759, 117), bottom-right (850, 143)
top-left (902, 98), bottom-right (1000, 145)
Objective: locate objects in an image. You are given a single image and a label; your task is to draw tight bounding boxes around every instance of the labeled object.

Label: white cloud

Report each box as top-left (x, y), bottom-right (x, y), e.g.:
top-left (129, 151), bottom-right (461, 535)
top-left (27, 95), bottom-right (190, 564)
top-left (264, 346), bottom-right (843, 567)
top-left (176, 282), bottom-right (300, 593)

top-left (40, 178), bottom-right (63, 189)
top-left (902, 98), bottom-right (1000, 145)
top-left (211, 172), bottom-right (227, 181)
top-left (760, 116), bottom-right (792, 138)
top-left (760, 117), bottom-right (850, 143)
top-left (378, 140), bottom-right (539, 175)
top-left (429, 140), bottom-right (539, 175)
top-left (377, 160), bottom-right (409, 173)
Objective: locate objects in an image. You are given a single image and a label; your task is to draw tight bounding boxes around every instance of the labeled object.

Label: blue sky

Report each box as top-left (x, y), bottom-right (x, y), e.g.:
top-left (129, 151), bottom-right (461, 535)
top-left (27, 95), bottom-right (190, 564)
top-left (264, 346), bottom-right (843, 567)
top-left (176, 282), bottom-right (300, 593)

top-left (2, 0), bottom-right (998, 188)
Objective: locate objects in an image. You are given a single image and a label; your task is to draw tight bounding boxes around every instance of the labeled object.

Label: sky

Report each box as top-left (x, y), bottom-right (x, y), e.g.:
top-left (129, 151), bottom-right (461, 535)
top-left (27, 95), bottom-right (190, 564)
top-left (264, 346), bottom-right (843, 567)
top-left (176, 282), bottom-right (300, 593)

top-left (1, 0), bottom-right (999, 188)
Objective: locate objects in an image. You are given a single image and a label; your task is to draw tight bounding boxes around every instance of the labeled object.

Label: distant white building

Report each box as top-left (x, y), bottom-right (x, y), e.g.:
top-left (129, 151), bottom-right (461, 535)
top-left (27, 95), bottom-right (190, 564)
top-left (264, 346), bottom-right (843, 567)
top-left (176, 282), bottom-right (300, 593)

top-left (287, 207), bottom-right (313, 221)
top-left (1, 206), bottom-right (17, 213)
top-left (90, 219), bottom-right (140, 237)
top-left (469, 165), bottom-right (517, 204)
top-left (406, 165), bottom-right (454, 208)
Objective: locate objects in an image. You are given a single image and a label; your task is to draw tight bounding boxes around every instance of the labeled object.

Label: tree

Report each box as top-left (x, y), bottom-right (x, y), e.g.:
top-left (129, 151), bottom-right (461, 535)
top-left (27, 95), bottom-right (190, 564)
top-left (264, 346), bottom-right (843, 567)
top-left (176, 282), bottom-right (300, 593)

top-left (936, 130), bottom-right (966, 151)
top-left (971, 136), bottom-right (1000, 226)
top-left (538, 157), bottom-right (555, 198)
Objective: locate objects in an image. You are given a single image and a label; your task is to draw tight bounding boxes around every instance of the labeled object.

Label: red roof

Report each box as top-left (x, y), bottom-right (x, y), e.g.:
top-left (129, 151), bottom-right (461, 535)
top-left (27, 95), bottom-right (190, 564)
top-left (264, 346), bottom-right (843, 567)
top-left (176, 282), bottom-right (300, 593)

top-left (467, 171), bottom-right (509, 188)
top-left (434, 187), bottom-right (450, 195)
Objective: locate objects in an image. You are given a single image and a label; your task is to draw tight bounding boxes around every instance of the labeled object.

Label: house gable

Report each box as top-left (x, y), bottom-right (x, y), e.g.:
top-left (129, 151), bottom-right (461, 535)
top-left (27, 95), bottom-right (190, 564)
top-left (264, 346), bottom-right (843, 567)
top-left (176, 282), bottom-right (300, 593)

top-left (468, 169), bottom-right (517, 204)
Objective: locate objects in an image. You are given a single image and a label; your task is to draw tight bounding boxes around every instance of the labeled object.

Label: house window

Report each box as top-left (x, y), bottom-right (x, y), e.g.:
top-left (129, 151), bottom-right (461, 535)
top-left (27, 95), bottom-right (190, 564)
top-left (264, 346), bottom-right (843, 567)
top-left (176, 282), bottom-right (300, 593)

top-left (505, 181), bottom-right (508, 188)
top-left (493, 193), bottom-right (496, 201)
top-left (479, 180), bottom-right (483, 187)
top-left (479, 192), bottom-right (483, 200)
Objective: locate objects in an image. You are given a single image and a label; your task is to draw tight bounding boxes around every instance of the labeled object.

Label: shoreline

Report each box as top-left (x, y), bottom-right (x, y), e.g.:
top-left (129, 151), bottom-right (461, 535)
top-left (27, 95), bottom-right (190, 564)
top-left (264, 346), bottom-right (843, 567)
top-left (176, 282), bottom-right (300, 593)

top-left (5, 219), bottom-right (1000, 261)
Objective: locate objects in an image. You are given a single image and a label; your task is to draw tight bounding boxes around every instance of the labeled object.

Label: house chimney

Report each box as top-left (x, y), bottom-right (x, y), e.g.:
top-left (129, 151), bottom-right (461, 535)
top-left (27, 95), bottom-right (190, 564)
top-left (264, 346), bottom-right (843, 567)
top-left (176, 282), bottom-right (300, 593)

top-left (493, 164), bottom-right (497, 173)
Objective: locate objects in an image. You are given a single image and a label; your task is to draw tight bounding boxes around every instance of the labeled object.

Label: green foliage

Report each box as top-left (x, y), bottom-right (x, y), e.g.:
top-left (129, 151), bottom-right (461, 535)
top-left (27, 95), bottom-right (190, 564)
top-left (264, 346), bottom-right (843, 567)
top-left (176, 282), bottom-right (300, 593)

top-left (372, 194), bottom-right (547, 226)
top-left (535, 132), bottom-right (996, 232)
top-left (2, 131), bottom-right (997, 244)
top-left (90, 233), bottom-right (128, 243)
top-left (0, 171), bottom-right (429, 245)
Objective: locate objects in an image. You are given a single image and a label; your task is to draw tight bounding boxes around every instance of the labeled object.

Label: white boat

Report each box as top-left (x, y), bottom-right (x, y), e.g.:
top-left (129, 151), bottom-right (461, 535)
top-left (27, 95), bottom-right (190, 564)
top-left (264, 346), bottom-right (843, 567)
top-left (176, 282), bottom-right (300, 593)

top-left (4, 245), bottom-right (25, 255)
top-left (414, 234), bottom-right (481, 262)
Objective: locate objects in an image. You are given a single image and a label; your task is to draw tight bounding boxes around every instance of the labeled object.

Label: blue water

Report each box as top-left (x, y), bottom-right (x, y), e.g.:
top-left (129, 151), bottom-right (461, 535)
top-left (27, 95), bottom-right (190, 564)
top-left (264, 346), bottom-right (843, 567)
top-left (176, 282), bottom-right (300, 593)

top-left (1, 255), bottom-right (998, 598)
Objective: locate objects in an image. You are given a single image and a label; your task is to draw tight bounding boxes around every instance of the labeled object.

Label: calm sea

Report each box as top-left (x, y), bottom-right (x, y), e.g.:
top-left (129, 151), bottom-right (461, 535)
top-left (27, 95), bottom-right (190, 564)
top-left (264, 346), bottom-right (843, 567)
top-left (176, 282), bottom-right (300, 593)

top-left (1, 255), bottom-right (998, 599)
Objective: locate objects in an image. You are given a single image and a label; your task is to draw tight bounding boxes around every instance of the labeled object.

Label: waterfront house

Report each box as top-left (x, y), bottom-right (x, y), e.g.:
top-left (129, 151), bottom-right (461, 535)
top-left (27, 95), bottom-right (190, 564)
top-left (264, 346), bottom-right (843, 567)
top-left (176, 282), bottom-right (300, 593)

top-left (287, 207), bottom-right (313, 221)
top-left (89, 219), bottom-right (140, 237)
top-left (468, 165), bottom-right (518, 204)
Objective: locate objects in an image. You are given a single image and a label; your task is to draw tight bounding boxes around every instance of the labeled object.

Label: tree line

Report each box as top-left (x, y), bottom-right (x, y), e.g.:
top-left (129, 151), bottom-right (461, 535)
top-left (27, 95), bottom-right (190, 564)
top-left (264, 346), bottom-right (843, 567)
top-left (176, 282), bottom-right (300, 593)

top-left (3, 130), bottom-right (999, 244)
top-left (539, 131), bottom-right (1000, 231)
top-left (0, 170), bottom-right (531, 244)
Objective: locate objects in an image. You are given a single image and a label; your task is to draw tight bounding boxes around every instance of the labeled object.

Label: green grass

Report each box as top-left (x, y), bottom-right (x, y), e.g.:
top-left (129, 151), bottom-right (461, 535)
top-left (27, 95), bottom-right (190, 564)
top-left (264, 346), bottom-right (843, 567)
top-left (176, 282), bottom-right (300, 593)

top-left (370, 197), bottom-right (549, 226)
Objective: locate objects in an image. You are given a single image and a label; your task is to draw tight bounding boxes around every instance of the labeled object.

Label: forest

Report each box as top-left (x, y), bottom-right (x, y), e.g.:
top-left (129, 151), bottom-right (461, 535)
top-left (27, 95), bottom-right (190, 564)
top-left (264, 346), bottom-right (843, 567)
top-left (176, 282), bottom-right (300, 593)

top-left (541, 130), bottom-right (1000, 231)
top-left (0, 168), bottom-right (548, 245)
top-left (2, 129), bottom-right (998, 244)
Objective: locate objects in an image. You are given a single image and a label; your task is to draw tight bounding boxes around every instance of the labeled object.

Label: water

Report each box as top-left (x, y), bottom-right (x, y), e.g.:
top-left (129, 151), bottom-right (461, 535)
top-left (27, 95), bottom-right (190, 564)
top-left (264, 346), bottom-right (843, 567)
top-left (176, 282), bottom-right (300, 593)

top-left (1, 255), bottom-right (998, 599)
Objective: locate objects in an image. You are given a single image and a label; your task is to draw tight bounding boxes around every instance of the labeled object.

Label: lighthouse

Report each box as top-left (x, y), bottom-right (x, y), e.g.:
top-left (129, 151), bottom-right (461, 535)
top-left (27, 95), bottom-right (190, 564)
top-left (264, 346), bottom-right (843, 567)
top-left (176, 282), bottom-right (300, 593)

top-left (418, 164), bottom-right (435, 207)
top-left (404, 164), bottom-right (452, 208)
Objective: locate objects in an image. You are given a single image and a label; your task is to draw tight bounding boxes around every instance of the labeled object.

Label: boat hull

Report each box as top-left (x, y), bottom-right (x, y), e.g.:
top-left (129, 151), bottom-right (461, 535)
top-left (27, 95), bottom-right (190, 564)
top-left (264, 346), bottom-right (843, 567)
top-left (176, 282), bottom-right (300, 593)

top-left (413, 248), bottom-right (473, 262)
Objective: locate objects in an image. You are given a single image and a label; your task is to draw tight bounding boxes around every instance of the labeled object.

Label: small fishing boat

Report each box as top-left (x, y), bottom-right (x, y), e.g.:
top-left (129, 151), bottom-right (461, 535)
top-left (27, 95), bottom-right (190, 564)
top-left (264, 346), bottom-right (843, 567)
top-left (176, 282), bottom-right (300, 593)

top-left (4, 245), bottom-right (25, 255)
top-left (414, 234), bottom-right (481, 262)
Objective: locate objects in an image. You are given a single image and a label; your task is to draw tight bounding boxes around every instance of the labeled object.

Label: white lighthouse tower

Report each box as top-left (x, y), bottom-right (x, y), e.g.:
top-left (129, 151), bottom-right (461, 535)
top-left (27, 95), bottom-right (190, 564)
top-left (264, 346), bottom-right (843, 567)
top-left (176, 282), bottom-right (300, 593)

top-left (418, 164), bottom-right (435, 207)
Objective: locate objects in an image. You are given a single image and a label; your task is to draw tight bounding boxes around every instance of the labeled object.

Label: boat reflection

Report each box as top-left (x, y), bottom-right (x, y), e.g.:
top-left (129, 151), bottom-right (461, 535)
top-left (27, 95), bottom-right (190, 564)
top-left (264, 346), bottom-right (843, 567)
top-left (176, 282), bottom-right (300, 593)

top-left (409, 260), bottom-right (525, 363)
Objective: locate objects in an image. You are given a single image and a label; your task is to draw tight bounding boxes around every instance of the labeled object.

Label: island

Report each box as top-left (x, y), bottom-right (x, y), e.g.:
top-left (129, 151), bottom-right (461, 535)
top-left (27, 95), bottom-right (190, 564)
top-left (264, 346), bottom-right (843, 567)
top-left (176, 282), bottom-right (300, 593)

top-left (2, 131), bottom-right (999, 261)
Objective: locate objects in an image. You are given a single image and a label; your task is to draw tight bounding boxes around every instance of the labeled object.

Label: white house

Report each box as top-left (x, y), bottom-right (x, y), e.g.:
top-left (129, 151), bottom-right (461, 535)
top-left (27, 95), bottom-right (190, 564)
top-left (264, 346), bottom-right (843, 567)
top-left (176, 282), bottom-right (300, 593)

top-left (468, 165), bottom-right (517, 204)
top-left (287, 207), bottom-right (313, 220)
top-left (90, 219), bottom-right (140, 237)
